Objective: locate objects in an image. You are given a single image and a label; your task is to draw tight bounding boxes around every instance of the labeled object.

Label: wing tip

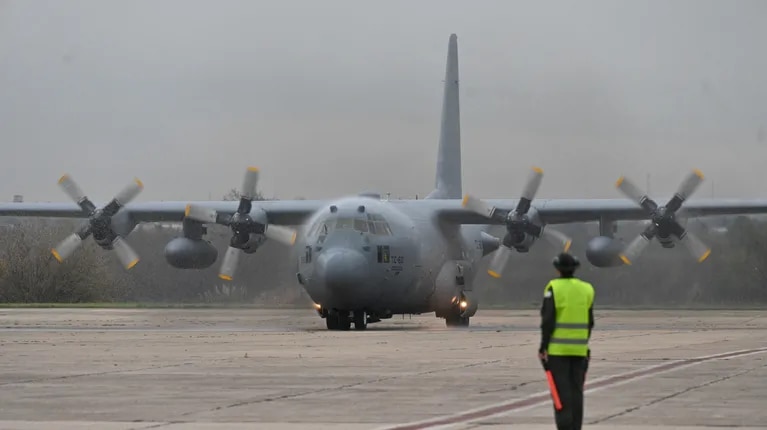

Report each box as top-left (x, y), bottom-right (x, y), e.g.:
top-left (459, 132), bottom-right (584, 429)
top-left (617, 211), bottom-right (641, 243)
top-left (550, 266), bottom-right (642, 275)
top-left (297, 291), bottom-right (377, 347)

top-left (615, 176), bottom-right (625, 188)
top-left (126, 259), bottom-right (140, 270)
top-left (134, 178), bottom-right (144, 189)
top-left (698, 249), bottom-right (712, 263)
top-left (487, 270), bottom-right (501, 279)
top-left (57, 174), bottom-right (70, 185)
top-left (693, 168), bottom-right (705, 180)
top-left (532, 166), bottom-right (544, 174)
top-left (247, 166), bottom-right (260, 173)
top-left (461, 194), bottom-right (470, 208)
top-left (619, 254), bottom-right (632, 265)
top-left (219, 274), bottom-right (233, 281)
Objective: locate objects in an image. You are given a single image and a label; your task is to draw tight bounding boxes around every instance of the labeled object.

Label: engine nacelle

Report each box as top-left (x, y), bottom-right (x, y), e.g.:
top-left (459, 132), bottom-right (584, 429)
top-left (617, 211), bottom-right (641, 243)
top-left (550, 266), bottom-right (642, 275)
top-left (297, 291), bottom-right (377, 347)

top-left (503, 207), bottom-right (542, 252)
top-left (585, 236), bottom-right (625, 268)
top-left (164, 237), bottom-right (218, 269)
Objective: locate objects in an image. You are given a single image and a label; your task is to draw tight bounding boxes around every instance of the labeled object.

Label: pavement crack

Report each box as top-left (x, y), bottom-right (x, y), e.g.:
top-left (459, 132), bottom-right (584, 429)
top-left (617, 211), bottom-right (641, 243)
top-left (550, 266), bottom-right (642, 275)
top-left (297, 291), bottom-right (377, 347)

top-left (587, 363), bottom-right (767, 425)
top-left (0, 363), bottom-right (193, 387)
top-left (176, 358), bottom-right (507, 418)
top-left (127, 420), bottom-right (185, 430)
top-left (479, 379), bottom-right (536, 394)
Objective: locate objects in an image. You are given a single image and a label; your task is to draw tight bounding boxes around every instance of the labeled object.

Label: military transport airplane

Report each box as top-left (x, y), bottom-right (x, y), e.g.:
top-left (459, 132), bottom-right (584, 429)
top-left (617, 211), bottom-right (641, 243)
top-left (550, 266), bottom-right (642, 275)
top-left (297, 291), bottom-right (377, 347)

top-left (2, 34), bottom-right (767, 330)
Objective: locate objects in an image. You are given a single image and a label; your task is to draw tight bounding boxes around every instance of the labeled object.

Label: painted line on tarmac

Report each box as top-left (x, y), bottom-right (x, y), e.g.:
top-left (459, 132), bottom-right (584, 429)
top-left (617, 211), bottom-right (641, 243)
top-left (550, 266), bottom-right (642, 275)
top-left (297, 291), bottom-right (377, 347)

top-left (378, 346), bottom-right (767, 430)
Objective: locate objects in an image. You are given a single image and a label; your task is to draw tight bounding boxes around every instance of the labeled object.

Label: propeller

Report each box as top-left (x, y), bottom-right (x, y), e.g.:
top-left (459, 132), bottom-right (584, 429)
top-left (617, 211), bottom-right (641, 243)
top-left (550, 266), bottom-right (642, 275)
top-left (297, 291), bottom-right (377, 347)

top-left (462, 166), bottom-right (572, 279)
top-left (184, 167), bottom-right (297, 281)
top-left (52, 174), bottom-right (143, 270)
top-left (615, 169), bottom-right (711, 265)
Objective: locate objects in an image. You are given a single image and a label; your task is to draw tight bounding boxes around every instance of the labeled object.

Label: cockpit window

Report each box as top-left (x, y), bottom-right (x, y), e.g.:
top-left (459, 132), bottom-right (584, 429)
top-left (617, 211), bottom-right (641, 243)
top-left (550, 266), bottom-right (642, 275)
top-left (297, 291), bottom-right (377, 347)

top-left (335, 217), bottom-right (354, 230)
top-left (307, 221), bottom-right (329, 237)
top-left (367, 213), bottom-right (392, 235)
top-left (308, 212), bottom-right (392, 236)
top-left (353, 218), bottom-right (369, 232)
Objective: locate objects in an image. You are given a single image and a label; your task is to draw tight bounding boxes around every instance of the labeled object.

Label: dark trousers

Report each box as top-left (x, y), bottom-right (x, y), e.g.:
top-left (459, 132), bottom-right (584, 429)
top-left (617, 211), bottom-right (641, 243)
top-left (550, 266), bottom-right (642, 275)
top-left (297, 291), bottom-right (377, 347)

top-left (547, 355), bottom-right (587, 430)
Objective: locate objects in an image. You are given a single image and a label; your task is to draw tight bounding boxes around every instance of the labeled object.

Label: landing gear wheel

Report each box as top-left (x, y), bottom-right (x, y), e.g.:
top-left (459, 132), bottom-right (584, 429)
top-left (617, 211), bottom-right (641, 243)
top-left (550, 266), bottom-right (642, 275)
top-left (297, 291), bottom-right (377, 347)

top-left (337, 313), bottom-right (351, 330)
top-left (326, 312), bottom-right (351, 331)
top-left (445, 314), bottom-right (470, 328)
top-left (353, 311), bottom-right (368, 330)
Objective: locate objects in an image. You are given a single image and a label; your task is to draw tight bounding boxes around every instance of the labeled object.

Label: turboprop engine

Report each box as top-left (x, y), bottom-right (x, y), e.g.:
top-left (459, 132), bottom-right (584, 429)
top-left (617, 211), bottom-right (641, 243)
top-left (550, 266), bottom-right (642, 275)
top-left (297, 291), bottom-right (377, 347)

top-left (184, 167), bottom-right (297, 280)
top-left (461, 167), bottom-right (573, 278)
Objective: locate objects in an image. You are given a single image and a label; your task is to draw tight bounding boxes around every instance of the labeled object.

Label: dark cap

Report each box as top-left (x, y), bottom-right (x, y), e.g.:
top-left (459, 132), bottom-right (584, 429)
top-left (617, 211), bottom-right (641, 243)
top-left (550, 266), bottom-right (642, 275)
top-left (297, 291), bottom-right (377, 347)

top-left (553, 252), bottom-right (580, 270)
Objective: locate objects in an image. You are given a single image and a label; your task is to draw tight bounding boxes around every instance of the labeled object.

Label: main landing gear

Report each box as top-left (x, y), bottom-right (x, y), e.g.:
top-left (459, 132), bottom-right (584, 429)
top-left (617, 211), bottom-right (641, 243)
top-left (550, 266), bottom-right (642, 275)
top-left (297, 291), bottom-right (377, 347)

top-left (445, 313), bottom-right (470, 327)
top-left (325, 310), bottom-right (368, 331)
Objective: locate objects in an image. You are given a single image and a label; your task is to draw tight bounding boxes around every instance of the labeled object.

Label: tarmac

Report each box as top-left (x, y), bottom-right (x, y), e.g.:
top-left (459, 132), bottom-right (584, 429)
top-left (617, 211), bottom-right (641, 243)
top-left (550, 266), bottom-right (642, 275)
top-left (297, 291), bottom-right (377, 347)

top-left (0, 308), bottom-right (765, 430)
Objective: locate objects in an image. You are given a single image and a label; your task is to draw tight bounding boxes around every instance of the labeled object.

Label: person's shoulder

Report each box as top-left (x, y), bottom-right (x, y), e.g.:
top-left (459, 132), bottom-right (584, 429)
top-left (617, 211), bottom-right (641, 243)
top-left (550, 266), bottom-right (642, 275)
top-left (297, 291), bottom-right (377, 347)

top-left (577, 278), bottom-right (595, 290)
top-left (543, 279), bottom-right (556, 298)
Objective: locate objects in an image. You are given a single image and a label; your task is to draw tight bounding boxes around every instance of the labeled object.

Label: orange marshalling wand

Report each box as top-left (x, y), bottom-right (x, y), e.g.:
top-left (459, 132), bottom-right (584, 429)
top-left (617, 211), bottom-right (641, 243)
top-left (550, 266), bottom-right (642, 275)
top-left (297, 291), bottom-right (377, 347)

top-left (541, 359), bottom-right (563, 411)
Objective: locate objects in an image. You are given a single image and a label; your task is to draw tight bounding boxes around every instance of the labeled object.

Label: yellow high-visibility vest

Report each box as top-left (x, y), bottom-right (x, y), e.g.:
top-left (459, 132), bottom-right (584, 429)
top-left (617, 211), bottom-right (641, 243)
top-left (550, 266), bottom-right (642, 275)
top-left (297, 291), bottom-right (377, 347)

top-left (544, 277), bottom-right (594, 357)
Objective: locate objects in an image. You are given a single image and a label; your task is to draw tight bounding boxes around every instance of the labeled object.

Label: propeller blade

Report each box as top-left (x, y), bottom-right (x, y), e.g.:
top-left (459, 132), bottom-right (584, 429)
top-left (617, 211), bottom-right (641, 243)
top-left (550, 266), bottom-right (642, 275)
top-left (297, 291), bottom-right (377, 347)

top-left (487, 245), bottom-right (513, 279)
top-left (103, 178), bottom-right (145, 216)
top-left (679, 231), bottom-right (712, 263)
top-left (540, 227), bottom-right (573, 253)
top-left (265, 225), bottom-right (298, 246)
top-left (618, 233), bottom-right (653, 265)
top-left (113, 178), bottom-right (144, 206)
top-left (111, 236), bottom-right (140, 269)
top-left (184, 204), bottom-right (219, 224)
top-left (51, 232), bottom-right (86, 263)
top-left (665, 169), bottom-right (705, 213)
top-left (57, 174), bottom-right (97, 213)
top-left (615, 176), bottom-right (657, 213)
top-left (461, 194), bottom-right (499, 219)
top-left (241, 167), bottom-right (260, 200)
top-left (515, 166), bottom-right (544, 214)
top-left (677, 169), bottom-right (705, 200)
top-left (57, 174), bottom-right (86, 204)
top-left (218, 246), bottom-right (241, 281)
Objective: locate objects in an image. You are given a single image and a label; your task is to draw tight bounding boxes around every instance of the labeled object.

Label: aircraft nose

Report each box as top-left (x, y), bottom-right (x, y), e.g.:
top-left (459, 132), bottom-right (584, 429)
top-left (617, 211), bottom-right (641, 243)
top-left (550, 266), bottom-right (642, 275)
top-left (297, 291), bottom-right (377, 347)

top-left (316, 248), bottom-right (370, 297)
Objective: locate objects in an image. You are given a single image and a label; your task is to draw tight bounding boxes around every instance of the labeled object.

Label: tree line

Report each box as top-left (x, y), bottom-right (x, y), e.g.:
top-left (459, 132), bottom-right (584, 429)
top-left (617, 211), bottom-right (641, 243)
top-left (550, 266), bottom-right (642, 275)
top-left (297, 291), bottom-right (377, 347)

top-left (0, 208), bottom-right (765, 307)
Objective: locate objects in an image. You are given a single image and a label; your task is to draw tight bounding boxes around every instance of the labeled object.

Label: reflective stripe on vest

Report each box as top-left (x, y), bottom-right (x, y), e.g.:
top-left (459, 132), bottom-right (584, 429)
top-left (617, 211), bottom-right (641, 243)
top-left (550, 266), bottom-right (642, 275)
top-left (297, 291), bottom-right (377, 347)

top-left (545, 277), bottom-right (594, 357)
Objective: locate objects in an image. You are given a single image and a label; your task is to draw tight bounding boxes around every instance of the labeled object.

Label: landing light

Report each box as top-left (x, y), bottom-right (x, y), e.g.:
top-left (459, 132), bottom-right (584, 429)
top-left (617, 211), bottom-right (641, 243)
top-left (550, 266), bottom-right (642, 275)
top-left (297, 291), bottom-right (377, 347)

top-left (313, 303), bottom-right (321, 310)
top-left (460, 300), bottom-right (468, 309)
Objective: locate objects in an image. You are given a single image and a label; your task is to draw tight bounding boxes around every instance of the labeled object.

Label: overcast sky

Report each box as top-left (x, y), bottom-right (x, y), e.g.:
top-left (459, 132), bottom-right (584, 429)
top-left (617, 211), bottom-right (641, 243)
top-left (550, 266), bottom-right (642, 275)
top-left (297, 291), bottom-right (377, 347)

top-left (1, 0), bottom-right (766, 203)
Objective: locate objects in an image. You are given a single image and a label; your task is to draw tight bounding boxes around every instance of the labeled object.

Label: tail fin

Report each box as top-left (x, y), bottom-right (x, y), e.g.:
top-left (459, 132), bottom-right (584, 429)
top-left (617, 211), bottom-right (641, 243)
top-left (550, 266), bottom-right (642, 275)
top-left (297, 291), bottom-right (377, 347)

top-left (426, 34), bottom-right (462, 200)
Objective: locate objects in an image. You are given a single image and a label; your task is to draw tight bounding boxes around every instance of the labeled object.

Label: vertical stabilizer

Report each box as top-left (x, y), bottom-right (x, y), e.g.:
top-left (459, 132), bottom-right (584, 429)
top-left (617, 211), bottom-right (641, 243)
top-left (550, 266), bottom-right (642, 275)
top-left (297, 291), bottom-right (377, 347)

top-left (426, 34), bottom-right (462, 200)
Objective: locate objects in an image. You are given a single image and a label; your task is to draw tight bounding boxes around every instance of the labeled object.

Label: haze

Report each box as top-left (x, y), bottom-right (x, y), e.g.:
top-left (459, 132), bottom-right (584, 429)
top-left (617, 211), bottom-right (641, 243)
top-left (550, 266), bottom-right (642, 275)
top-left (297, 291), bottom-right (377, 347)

top-left (2, 0), bottom-right (766, 204)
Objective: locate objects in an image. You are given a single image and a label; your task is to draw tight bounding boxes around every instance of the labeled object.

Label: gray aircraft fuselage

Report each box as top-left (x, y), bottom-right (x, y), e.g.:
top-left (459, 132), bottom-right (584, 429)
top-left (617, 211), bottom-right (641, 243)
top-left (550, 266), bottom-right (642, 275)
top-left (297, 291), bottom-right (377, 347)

top-left (295, 196), bottom-right (488, 319)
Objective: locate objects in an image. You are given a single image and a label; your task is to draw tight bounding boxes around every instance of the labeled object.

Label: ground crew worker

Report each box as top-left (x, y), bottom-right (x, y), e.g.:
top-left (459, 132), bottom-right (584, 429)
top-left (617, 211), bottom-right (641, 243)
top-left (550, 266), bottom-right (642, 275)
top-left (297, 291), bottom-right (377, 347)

top-left (538, 252), bottom-right (595, 430)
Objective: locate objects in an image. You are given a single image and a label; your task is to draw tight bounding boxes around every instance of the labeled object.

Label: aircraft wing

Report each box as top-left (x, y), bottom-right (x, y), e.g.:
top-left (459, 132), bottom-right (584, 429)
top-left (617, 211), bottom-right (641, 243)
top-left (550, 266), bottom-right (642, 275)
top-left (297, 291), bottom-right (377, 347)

top-left (435, 197), bottom-right (767, 225)
top-left (0, 200), bottom-right (326, 225)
